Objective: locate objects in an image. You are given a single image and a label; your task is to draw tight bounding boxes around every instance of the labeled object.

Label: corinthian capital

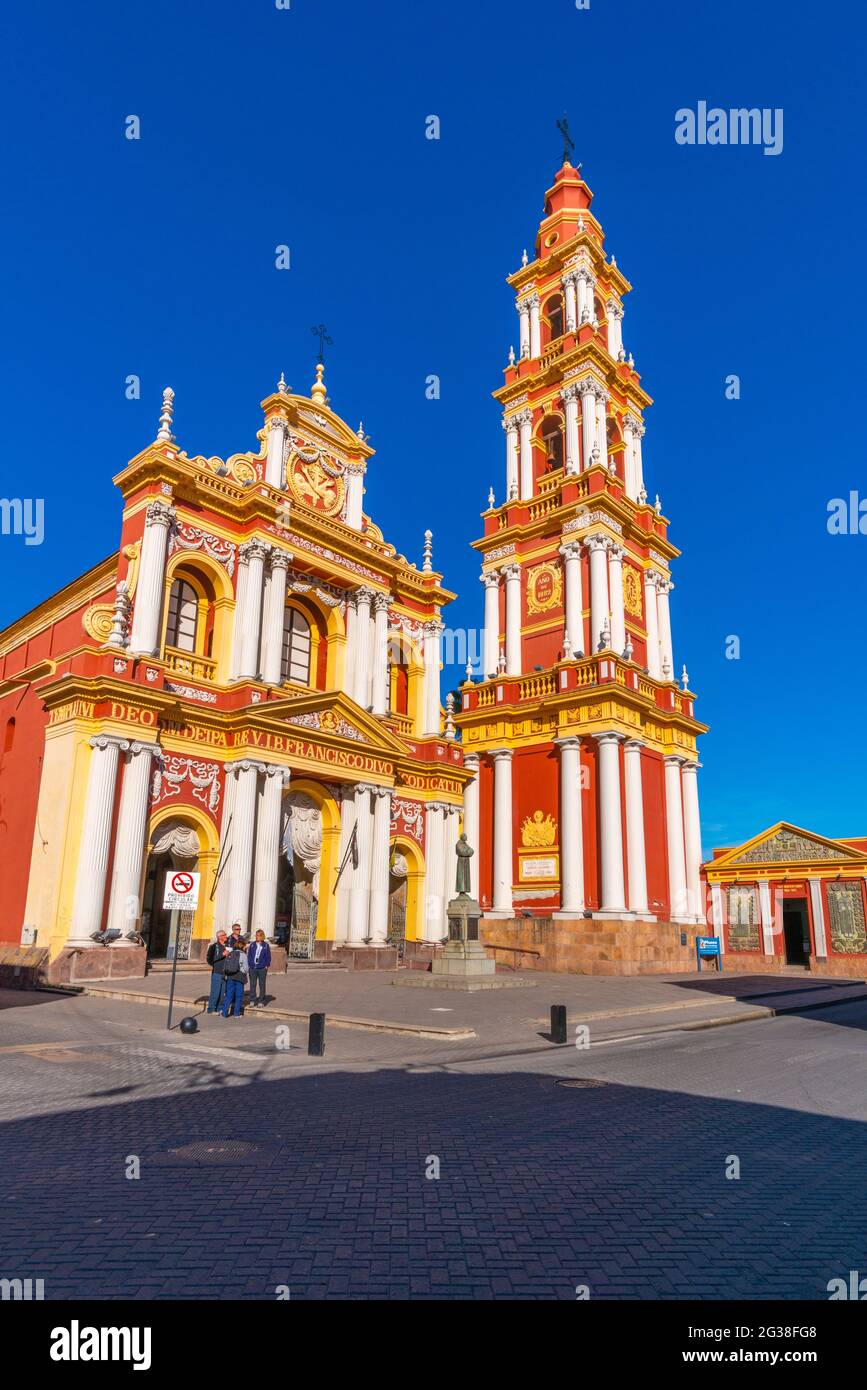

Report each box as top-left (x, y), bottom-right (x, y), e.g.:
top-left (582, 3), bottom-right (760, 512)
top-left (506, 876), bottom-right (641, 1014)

top-left (145, 500), bottom-right (176, 529)
top-left (500, 563), bottom-right (521, 581)
top-left (240, 539), bottom-right (270, 563)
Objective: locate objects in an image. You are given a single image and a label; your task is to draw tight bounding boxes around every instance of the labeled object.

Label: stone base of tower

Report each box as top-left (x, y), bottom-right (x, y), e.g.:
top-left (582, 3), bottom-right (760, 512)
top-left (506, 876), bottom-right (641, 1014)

top-left (479, 915), bottom-right (700, 976)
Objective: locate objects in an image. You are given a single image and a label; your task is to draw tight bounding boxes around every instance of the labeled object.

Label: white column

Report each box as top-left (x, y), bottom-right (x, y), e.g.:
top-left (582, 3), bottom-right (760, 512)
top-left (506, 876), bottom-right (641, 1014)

top-left (580, 381), bottom-right (597, 470)
top-left (633, 421), bottom-right (646, 496)
top-left (265, 417), bottom-right (287, 488)
top-left (238, 540), bottom-right (269, 680)
top-left (250, 764), bottom-right (288, 936)
top-left (441, 803), bottom-right (460, 908)
top-left (518, 410), bottom-right (533, 498)
top-left (559, 543), bottom-right (584, 656)
top-left (657, 580), bottom-right (674, 680)
top-left (342, 592), bottom-right (358, 696)
top-left (607, 544), bottom-right (626, 655)
top-left (226, 760), bottom-right (261, 930)
top-left (622, 418), bottom-right (637, 498)
top-left (556, 737), bottom-right (584, 915)
top-left (563, 385), bottom-right (580, 474)
top-left (128, 501), bottom-right (175, 656)
top-left (596, 390), bottom-right (610, 470)
top-left (422, 619), bottom-right (443, 735)
top-left (594, 733), bottom-right (627, 915)
top-left (664, 755), bottom-right (689, 922)
top-left (230, 551), bottom-right (250, 681)
top-left (644, 570), bottom-right (661, 678)
top-left (577, 269), bottom-right (591, 323)
top-left (503, 416), bottom-right (519, 497)
top-left (462, 755), bottom-right (480, 900)
top-left (214, 763), bottom-right (238, 929)
top-left (808, 878), bottom-right (828, 957)
top-left (587, 536), bottom-right (610, 652)
top-left (347, 784), bottom-right (375, 944)
top-left (481, 571), bottom-right (500, 678)
top-left (623, 739), bottom-right (649, 916)
top-left (528, 293), bottom-right (541, 358)
top-left (68, 735), bottom-right (127, 945)
top-left (371, 593), bottom-right (390, 716)
top-left (563, 274), bottom-right (578, 333)
top-left (260, 548), bottom-right (291, 686)
top-left (491, 749), bottom-right (513, 915)
top-left (758, 879), bottom-right (775, 955)
top-left (607, 300), bottom-right (623, 360)
top-left (345, 464), bottom-right (365, 529)
top-left (333, 786), bottom-right (356, 944)
top-left (503, 564), bottom-right (522, 675)
top-left (353, 587), bottom-right (373, 708)
top-left (518, 299), bottom-right (530, 359)
top-left (423, 802), bottom-right (446, 941)
top-left (368, 786), bottom-right (392, 946)
top-left (710, 882), bottom-right (725, 951)
top-left (681, 760), bottom-right (703, 922)
top-left (106, 741), bottom-right (160, 938)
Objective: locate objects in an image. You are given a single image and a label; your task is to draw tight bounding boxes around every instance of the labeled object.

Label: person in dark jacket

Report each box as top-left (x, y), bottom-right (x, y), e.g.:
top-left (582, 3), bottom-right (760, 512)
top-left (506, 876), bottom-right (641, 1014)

top-left (247, 929), bottom-right (272, 1008)
top-left (206, 930), bottom-right (229, 1013)
top-left (221, 938), bottom-right (248, 1019)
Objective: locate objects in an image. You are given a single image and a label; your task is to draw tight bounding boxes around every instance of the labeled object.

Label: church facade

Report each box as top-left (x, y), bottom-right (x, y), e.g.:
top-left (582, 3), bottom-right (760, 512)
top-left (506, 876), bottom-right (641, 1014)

top-left (0, 367), bottom-right (470, 978)
top-left (456, 159), bottom-right (709, 964)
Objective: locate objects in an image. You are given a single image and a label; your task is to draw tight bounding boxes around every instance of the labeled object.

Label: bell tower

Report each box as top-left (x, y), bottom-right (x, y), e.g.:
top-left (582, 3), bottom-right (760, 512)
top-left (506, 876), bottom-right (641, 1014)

top-left (456, 156), bottom-right (708, 928)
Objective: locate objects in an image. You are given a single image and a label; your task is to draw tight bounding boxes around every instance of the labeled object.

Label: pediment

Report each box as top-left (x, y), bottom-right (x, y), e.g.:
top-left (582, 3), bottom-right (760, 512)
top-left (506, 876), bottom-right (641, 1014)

top-left (255, 690), bottom-right (408, 757)
top-left (713, 822), bottom-right (867, 870)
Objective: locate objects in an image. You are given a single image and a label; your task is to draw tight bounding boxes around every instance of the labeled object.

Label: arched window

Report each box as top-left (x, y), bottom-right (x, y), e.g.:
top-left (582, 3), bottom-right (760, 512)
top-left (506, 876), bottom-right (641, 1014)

top-left (281, 608), bottom-right (312, 685)
top-left (165, 579), bottom-right (198, 653)
top-left (541, 415), bottom-right (564, 472)
top-left (545, 295), bottom-right (564, 342)
top-left (3, 717), bottom-right (15, 753)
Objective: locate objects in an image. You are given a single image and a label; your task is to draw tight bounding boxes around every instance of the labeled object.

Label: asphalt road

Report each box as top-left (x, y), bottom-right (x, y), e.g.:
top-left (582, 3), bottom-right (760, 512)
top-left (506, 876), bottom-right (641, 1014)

top-left (1, 987), bottom-right (866, 1299)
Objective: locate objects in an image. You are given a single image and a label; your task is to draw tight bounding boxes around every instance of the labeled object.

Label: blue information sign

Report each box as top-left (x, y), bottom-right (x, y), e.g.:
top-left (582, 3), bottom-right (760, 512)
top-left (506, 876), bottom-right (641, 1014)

top-left (695, 935), bottom-right (723, 972)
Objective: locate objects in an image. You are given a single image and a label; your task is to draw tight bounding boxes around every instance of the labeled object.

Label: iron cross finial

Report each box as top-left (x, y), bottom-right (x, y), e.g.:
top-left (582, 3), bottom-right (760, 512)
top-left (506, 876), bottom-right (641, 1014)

top-left (310, 323), bottom-right (333, 363)
top-left (556, 114), bottom-right (575, 165)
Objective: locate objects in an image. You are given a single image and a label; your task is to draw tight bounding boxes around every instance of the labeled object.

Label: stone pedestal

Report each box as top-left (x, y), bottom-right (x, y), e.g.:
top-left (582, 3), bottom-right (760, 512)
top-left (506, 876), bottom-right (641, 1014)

top-left (431, 895), bottom-right (496, 981)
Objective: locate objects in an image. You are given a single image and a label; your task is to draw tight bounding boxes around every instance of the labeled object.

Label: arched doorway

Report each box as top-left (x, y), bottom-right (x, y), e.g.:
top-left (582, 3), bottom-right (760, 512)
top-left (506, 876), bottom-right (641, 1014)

top-left (280, 791), bottom-right (323, 958)
top-left (388, 850), bottom-right (409, 957)
top-left (141, 820), bottom-right (201, 960)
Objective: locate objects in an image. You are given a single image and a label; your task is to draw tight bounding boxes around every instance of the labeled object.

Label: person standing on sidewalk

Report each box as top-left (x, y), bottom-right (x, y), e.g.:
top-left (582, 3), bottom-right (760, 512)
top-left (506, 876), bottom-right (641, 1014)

top-left (248, 929), bottom-right (272, 1008)
top-left (206, 930), bottom-right (230, 1014)
top-left (221, 937), bottom-right (249, 1018)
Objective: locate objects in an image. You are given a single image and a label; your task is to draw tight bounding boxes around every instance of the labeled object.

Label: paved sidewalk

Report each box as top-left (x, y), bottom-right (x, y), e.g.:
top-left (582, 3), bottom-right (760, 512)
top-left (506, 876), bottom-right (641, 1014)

top-left (70, 965), bottom-right (867, 1049)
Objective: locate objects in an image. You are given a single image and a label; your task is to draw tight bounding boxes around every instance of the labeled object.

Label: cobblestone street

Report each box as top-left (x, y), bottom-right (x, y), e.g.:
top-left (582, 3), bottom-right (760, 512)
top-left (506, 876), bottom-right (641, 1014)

top-left (2, 985), bottom-right (866, 1299)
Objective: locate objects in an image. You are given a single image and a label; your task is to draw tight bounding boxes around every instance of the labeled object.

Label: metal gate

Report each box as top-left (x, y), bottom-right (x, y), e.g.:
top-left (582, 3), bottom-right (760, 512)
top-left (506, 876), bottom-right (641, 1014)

top-left (388, 881), bottom-right (407, 959)
top-left (288, 885), bottom-right (318, 960)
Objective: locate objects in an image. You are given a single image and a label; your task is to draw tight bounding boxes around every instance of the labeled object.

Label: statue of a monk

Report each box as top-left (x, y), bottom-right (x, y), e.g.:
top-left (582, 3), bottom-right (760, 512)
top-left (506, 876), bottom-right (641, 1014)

top-left (455, 832), bottom-right (473, 895)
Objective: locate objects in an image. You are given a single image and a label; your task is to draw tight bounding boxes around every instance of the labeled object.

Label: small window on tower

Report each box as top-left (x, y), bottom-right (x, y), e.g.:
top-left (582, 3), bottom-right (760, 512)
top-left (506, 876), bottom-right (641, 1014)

top-left (165, 579), bottom-right (198, 653)
top-left (281, 608), bottom-right (312, 686)
top-left (546, 295), bottom-right (564, 342)
top-left (541, 415), bottom-right (564, 472)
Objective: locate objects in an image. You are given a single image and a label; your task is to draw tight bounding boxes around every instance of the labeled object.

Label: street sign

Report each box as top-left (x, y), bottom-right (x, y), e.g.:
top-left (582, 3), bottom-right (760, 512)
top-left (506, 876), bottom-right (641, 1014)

top-left (162, 871), bottom-right (200, 912)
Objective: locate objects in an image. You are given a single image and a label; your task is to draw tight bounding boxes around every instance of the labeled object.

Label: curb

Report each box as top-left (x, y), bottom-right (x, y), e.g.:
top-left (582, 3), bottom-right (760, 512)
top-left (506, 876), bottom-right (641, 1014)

top-left (74, 984), bottom-right (476, 1041)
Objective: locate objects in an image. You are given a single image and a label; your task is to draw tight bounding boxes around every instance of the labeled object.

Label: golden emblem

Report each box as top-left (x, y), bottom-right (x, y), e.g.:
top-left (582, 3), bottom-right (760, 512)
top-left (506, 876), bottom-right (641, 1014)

top-left (287, 451), bottom-right (346, 517)
top-left (623, 566), bottom-right (642, 617)
top-left (526, 562), bottom-right (563, 616)
top-left (521, 810), bottom-right (557, 848)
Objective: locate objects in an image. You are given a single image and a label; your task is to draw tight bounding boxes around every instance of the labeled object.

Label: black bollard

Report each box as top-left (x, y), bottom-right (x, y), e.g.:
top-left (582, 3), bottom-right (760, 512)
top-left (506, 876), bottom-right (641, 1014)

top-left (308, 1012), bottom-right (326, 1056)
top-left (550, 1004), bottom-right (567, 1045)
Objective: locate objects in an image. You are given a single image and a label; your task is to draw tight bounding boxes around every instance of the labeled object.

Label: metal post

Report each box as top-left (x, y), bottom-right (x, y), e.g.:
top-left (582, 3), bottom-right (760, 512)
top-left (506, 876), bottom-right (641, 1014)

top-left (550, 1004), bottom-right (567, 1045)
top-left (166, 912), bottom-right (181, 1031)
top-left (308, 1012), bottom-right (326, 1056)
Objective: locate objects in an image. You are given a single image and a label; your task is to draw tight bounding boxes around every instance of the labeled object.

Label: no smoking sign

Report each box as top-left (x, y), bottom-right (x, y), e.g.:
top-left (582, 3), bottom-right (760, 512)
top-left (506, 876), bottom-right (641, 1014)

top-left (162, 870), bottom-right (201, 911)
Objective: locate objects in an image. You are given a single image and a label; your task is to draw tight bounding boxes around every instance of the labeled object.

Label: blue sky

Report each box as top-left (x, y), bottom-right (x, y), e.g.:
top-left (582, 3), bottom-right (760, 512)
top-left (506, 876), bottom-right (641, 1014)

top-left (0, 0), bottom-right (864, 849)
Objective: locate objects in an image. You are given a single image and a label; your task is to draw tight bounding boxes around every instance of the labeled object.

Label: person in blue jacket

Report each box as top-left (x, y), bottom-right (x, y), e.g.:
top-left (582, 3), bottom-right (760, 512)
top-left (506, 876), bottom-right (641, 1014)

top-left (247, 929), bottom-right (272, 1008)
